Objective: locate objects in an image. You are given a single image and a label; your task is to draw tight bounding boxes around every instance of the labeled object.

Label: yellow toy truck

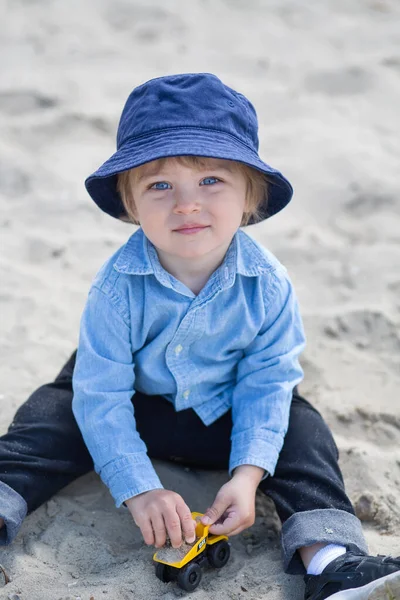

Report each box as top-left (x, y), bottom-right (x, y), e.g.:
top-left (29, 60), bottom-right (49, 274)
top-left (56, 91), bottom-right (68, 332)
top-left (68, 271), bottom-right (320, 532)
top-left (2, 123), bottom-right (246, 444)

top-left (153, 511), bottom-right (231, 592)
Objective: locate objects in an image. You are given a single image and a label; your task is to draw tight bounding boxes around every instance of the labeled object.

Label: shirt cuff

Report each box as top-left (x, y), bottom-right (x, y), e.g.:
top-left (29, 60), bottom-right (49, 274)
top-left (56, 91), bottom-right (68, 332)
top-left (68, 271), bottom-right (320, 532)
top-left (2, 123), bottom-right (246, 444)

top-left (229, 433), bottom-right (284, 479)
top-left (99, 453), bottom-right (164, 508)
top-left (0, 480), bottom-right (28, 545)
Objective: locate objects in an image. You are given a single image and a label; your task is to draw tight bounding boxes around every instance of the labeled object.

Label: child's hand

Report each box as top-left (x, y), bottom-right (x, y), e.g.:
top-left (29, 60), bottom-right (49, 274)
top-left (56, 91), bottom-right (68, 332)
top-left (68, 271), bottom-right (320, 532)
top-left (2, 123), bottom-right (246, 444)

top-left (124, 489), bottom-right (197, 549)
top-left (201, 465), bottom-right (264, 536)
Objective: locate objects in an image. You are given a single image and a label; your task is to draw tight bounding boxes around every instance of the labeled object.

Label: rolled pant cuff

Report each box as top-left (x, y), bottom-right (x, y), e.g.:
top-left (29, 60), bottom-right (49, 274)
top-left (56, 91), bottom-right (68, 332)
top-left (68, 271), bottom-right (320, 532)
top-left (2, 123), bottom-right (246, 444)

top-left (281, 508), bottom-right (369, 574)
top-left (0, 480), bottom-right (28, 545)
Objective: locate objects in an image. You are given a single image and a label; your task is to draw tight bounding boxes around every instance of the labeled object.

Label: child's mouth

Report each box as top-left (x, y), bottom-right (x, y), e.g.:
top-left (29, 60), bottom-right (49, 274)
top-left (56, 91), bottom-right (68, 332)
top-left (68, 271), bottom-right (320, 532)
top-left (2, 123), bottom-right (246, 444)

top-left (174, 226), bottom-right (210, 235)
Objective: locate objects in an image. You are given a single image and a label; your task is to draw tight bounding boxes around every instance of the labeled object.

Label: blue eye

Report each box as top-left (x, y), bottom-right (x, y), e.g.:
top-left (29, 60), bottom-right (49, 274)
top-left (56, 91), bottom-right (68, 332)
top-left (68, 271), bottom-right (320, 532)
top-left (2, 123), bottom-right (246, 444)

top-left (201, 177), bottom-right (220, 185)
top-left (150, 182), bottom-right (171, 190)
top-left (149, 177), bottom-right (220, 190)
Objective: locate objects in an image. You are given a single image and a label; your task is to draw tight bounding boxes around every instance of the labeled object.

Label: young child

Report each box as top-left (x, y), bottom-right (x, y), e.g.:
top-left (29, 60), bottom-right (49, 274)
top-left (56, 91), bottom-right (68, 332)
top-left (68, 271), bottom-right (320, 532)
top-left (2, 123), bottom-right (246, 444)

top-left (0, 73), bottom-right (399, 600)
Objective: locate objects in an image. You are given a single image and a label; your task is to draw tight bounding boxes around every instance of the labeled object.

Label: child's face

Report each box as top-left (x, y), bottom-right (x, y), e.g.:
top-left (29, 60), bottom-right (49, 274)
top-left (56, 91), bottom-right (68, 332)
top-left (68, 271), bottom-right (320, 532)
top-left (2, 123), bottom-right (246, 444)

top-left (128, 157), bottom-right (247, 264)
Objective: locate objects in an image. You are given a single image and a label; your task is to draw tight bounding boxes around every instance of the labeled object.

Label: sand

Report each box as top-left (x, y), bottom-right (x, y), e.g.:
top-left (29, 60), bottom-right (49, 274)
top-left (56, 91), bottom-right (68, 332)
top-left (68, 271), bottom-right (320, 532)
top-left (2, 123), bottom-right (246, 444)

top-left (0, 0), bottom-right (399, 598)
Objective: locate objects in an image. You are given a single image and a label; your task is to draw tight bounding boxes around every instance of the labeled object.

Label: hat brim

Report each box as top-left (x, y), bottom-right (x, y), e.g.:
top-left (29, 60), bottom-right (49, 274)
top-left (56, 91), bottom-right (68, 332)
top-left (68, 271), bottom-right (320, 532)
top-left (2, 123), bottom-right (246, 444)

top-left (85, 128), bottom-right (293, 223)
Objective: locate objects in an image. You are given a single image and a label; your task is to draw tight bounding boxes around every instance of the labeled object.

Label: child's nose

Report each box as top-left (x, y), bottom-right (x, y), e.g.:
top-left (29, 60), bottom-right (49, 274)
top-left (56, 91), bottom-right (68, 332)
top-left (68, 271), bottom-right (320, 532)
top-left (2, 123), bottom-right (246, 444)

top-left (173, 190), bottom-right (202, 211)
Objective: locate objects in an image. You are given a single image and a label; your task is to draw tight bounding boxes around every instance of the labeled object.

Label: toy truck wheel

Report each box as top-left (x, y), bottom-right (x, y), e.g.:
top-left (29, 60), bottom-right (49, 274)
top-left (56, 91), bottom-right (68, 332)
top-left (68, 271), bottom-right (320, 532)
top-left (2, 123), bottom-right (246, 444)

top-left (177, 561), bottom-right (202, 591)
top-left (207, 540), bottom-right (230, 568)
top-left (155, 562), bottom-right (172, 583)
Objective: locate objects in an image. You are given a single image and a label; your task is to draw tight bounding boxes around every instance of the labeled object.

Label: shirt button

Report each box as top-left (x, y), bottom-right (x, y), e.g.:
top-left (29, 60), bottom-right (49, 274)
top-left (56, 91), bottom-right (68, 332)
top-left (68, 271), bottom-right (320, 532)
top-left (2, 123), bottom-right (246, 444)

top-left (175, 344), bottom-right (183, 355)
top-left (183, 389), bottom-right (190, 399)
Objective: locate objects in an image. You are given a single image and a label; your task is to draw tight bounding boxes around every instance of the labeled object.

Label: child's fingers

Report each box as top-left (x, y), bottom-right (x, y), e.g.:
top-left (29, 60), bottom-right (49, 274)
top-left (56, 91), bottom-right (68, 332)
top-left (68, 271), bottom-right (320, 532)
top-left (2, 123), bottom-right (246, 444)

top-left (151, 513), bottom-right (167, 548)
top-left (163, 509), bottom-right (187, 549)
top-left (201, 496), bottom-right (230, 525)
top-left (208, 512), bottom-right (241, 535)
top-left (139, 518), bottom-right (155, 546)
top-left (176, 502), bottom-right (196, 544)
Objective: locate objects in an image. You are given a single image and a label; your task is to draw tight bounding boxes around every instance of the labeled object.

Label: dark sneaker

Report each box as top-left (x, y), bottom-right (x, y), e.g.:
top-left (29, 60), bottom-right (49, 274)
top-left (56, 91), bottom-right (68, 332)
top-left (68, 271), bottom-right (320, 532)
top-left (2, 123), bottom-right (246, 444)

top-left (304, 551), bottom-right (400, 599)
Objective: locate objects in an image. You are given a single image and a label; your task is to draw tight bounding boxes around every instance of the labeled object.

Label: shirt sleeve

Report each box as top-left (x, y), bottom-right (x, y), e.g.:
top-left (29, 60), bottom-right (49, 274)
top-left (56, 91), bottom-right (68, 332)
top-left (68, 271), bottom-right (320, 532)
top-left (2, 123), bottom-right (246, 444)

top-left (72, 285), bottom-right (164, 508)
top-left (229, 269), bottom-right (306, 479)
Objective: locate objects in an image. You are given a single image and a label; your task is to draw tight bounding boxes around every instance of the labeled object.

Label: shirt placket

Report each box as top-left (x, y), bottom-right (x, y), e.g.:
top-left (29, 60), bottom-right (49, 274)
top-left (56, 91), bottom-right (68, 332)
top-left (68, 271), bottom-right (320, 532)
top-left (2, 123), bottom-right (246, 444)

top-left (166, 308), bottom-right (199, 411)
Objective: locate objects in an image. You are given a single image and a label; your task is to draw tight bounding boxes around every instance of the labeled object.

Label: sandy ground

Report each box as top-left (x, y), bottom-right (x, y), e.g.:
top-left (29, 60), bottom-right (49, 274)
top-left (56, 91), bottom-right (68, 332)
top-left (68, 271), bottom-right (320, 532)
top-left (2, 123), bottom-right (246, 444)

top-left (1, 0), bottom-right (400, 598)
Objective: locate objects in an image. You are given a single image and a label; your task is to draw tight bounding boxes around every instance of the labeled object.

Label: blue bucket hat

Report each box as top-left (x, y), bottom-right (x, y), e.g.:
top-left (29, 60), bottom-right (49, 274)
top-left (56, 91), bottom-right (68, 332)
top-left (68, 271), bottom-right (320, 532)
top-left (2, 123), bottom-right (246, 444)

top-left (85, 72), bottom-right (293, 224)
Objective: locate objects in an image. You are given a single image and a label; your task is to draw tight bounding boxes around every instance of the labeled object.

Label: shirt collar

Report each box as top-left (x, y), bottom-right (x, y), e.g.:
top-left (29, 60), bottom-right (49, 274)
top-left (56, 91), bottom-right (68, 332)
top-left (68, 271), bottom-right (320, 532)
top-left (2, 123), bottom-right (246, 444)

top-left (113, 227), bottom-right (273, 290)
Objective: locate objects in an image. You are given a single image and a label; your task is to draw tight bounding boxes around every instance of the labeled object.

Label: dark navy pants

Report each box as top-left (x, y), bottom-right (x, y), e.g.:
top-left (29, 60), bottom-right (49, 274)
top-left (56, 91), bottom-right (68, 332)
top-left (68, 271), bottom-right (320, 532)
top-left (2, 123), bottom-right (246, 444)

top-left (0, 351), bottom-right (368, 573)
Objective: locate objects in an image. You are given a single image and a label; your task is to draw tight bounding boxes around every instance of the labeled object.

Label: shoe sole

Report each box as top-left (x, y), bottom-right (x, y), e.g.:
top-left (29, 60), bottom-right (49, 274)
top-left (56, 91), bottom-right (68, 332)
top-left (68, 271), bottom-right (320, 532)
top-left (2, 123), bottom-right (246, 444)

top-left (327, 570), bottom-right (400, 599)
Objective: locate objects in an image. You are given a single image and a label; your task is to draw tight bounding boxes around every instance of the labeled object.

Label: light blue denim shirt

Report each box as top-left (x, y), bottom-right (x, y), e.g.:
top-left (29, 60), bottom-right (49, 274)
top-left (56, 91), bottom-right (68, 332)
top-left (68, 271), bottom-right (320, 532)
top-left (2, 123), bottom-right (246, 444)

top-left (72, 227), bottom-right (306, 508)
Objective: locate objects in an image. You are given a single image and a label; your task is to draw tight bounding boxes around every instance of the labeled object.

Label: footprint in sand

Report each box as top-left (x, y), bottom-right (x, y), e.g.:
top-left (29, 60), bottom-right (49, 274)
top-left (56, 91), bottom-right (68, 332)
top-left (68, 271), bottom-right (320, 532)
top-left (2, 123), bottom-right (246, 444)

top-left (333, 190), bottom-right (400, 243)
top-left (0, 90), bottom-right (57, 116)
top-left (103, 2), bottom-right (185, 38)
top-left (0, 160), bottom-right (31, 197)
top-left (344, 192), bottom-right (399, 219)
top-left (304, 66), bottom-right (373, 96)
top-left (336, 406), bottom-right (400, 449)
top-left (381, 55), bottom-right (400, 72)
top-left (323, 310), bottom-right (400, 355)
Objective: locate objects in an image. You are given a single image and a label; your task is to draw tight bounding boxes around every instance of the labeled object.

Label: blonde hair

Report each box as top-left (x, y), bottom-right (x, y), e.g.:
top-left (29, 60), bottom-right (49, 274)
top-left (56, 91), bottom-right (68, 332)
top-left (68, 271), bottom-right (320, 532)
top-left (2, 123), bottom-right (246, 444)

top-left (116, 155), bottom-right (270, 227)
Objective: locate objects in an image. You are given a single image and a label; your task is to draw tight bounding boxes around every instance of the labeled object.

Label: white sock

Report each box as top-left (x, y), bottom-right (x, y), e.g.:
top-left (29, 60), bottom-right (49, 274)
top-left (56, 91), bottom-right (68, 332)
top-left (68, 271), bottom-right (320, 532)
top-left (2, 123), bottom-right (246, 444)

top-left (307, 544), bottom-right (347, 575)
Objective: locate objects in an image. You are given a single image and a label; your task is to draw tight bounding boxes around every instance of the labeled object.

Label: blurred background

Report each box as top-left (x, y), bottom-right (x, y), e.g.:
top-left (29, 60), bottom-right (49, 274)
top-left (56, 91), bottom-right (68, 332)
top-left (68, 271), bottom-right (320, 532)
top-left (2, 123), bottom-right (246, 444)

top-left (0, 1), bottom-right (399, 598)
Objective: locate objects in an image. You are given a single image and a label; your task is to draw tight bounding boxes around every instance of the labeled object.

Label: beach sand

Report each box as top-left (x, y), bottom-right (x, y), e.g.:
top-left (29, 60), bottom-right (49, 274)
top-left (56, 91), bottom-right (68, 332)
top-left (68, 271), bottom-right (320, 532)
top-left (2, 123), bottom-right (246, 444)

top-left (0, 0), bottom-right (399, 598)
